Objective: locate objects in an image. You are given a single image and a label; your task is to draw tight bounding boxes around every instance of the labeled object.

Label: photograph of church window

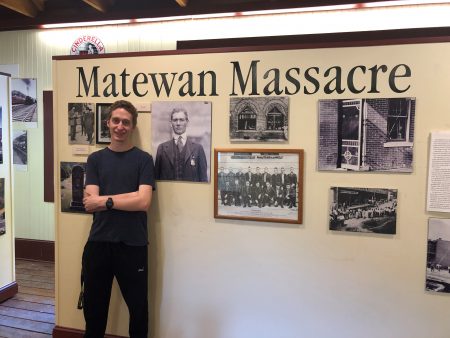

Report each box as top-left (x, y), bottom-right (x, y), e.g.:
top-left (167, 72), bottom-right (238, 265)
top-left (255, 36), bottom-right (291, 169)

top-left (230, 97), bottom-right (288, 141)
top-left (318, 97), bottom-right (415, 172)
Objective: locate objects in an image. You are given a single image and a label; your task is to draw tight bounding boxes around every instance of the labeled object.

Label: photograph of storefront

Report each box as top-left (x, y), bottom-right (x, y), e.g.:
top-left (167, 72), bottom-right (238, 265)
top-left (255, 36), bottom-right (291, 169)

top-left (426, 218), bottom-right (450, 293)
top-left (319, 98), bottom-right (415, 172)
top-left (329, 187), bottom-right (397, 234)
top-left (230, 97), bottom-right (288, 141)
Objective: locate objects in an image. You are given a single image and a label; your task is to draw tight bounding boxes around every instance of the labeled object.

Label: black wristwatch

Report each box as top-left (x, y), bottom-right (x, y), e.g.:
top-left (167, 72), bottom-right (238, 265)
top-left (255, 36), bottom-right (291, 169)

top-left (106, 197), bottom-right (114, 210)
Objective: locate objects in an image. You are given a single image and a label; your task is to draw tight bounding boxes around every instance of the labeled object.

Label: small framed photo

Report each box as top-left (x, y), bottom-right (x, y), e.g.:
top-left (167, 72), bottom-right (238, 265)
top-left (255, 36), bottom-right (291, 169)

top-left (96, 103), bottom-right (111, 144)
top-left (229, 97), bottom-right (289, 142)
top-left (329, 187), bottom-right (398, 234)
top-left (60, 161), bottom-right (87, 213)
top-left (214, 148), bottom-right (303, 224)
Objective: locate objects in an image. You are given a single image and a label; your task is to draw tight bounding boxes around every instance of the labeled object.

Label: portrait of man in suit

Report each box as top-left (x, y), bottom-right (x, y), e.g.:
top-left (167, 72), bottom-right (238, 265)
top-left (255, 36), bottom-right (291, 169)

top-left (153, 102), bottom-right (211, 182)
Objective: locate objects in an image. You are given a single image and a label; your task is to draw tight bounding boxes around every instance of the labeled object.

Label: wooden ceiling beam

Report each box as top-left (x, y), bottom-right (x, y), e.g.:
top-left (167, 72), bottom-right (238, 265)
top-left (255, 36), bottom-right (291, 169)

top-left (82, 0), bottom-right (115, 12)
top-left (175, 0), bottom-right (188, 7)
top-left (31, 0), bottom-right (45, 11)
top-left (0, 0), bottom-right (40, 17)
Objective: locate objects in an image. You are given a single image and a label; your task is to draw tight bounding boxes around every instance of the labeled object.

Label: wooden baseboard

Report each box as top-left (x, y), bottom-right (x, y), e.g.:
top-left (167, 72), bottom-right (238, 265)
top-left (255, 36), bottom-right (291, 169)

top-left (0, 281), bottom-right (18, 303)
top-left (53, 326), bottom-right (125, 338)
top-left (15, 238), bottom-right (55, 262)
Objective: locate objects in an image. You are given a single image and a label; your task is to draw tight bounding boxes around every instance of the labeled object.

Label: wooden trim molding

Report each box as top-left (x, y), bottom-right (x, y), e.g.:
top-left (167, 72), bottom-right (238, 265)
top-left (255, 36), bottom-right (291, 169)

top-left (15, 238), bottom-right (55, 262)
top-left (177, 27), bottom-right (450, 51)
top-left (53, 27), bottom-right (450, 61)
top-left (53, 326), bottom-right (125, 338)
top-left (0, 281), bottom-right (18, 303)
top-left (43, 90), bottom-right (54, 203)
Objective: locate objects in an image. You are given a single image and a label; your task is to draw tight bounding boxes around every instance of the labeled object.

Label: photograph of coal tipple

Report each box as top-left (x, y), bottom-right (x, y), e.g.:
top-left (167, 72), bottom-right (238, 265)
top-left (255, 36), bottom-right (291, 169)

top-left (329, 187), bottom-right (397, 234)
top-left (318, 98), bottom-right (415, 172)
top-left (426, 218), bottom-right (450, 293)
top-left (229, 97), bottom-right (288, 141)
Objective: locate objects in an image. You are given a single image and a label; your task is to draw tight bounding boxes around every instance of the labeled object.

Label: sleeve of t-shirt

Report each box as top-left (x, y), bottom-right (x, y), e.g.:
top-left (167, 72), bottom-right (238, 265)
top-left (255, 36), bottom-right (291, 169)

top-left (140, 152), bottom-right (157, 191)
top-left (85, 152), bottom-right (99, 186)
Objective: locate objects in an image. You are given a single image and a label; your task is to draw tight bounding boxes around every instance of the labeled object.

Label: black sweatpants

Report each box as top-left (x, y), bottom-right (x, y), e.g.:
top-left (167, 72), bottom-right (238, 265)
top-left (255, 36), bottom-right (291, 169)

top-left (82, 241), bottom-right (148, 338)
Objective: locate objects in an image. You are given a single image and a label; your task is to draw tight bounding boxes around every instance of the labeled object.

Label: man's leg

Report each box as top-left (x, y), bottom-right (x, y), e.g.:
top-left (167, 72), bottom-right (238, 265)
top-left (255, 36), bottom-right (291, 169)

top-left (82, 242), bottom-right (114, 338)
top-left (114, 244), bottom-right (148, 338)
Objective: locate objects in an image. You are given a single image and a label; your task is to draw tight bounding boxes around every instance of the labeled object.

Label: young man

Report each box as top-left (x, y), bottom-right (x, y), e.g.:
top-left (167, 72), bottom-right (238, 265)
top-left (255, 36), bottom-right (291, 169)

top-left (82, 100), bottom-right (156, 338)
top-left (154, 108), bottom-right (208, 182)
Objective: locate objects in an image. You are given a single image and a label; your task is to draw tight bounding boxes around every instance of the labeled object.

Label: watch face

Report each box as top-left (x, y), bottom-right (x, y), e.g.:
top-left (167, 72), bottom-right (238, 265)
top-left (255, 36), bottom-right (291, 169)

top-left (106, 198), bottom-right (113, 209)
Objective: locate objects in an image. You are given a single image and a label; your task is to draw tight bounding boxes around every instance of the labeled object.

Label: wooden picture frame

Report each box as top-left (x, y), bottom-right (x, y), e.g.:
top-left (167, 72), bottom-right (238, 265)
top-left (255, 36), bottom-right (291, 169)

top-left (95, 103), bottom-right (111, 144)
top-left (214, 148), bottom-right (303, 224)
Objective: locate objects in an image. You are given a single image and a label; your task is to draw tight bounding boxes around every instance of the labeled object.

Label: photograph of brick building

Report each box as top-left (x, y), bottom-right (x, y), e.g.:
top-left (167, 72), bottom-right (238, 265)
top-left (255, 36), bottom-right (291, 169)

top-left (230, 97), bottom-right (288, 141)
top-left (319, 98), bottom-right (416, 172)
top-left (426, 218), bottom-right (450, 293)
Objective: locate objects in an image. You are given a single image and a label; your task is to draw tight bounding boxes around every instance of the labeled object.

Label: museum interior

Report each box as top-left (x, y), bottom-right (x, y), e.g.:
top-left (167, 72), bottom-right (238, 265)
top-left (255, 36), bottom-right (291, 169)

top-left (1, 1), bottom-right (450, 337)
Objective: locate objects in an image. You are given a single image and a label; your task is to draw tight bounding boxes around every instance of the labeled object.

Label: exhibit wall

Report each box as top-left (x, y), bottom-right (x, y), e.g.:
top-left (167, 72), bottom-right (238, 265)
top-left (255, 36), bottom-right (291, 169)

top-left (0, 73), bottom-right (17, 289)
top-left (2, 3), bottom-right (450, 243)
top-left (53, 42), bottom-right (450, 338)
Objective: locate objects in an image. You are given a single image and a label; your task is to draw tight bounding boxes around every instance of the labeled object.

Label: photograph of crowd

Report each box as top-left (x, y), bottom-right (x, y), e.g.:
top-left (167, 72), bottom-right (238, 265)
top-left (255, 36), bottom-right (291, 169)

top-left (426, 218), bottom-right (450, 293)
top-left (68, 102), bottom-right (95, 145)
top-left (329, 187), bottom-right (397, 234)
top-left (215, 149), bottom-right (303, 224)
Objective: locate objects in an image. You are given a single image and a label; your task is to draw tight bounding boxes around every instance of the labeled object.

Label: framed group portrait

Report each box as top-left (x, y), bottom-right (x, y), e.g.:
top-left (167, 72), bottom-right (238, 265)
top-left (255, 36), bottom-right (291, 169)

top-left (214, 148), bottom-right (303, 224)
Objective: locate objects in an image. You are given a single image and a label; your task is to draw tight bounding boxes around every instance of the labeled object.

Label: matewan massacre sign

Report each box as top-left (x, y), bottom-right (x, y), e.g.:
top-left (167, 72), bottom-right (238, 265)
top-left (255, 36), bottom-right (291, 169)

top-left (75, 59), bottom-right (412, 98)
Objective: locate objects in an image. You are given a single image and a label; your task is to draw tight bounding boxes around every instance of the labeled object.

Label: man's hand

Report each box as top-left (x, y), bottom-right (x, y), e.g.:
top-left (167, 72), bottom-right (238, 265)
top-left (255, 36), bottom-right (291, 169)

top-left (83, 192), bottom-right (107, 213)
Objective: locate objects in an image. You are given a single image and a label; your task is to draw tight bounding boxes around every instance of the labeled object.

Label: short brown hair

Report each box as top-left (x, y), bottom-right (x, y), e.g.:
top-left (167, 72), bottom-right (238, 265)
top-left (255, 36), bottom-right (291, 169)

top-left (108, 100), bottom-right (138, 127)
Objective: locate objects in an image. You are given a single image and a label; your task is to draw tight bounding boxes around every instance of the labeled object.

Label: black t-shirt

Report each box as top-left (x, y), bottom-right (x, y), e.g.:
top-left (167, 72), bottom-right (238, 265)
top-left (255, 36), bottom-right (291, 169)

top-left (85, 147), bottom-right (156, 246)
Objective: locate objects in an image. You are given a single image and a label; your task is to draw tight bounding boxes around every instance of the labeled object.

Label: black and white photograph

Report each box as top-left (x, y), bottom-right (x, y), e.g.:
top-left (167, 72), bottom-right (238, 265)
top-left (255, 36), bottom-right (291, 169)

top-left (0, 178), bottom-right (5, 236)
top-left (0, 106), bottom-right (3, 164)
top-left (152, 101), bottom-right (211, 182)
top-left (96, 103), bottom-right (111, 144)
top-left (11, 78), bottom-right (37, 123)
top-left (329, 187), bottom-right (397, 234)
top-left (426, 218), bottom-right (450, 293)
top-left (230, 96), bottom-right (288, 142)
top-left (13, 129), bottom-right (27, 170)
top-left (214, 148), bottom-right (303, 224)
top-left (318, 98), bottom-right (415, 172)
top-left (60, 161), bottom-right (87, 213)
top-left (68, 102), bottom-right (95, 145)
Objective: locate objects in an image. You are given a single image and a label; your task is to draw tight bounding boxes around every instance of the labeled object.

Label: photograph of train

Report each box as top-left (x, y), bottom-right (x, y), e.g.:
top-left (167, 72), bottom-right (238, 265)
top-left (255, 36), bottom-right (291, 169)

top-left (13, 130), bottom-right (27, 170)
top-left (11, 78), bottom-right (37, 123)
